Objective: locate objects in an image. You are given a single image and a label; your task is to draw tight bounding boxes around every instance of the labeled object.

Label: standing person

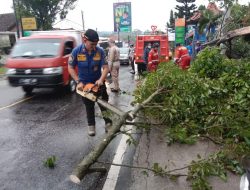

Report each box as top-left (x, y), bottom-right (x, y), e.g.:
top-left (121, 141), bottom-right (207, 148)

top-left (174, 43), bottom-right (191, 70)
top-left (143, 42), bottom-right (152, 73)
top-left (186, 41), bottom-right (193, 56)
top-left (107, 39), bottom-right (120, 93)
top-left (68, 29), bottom-right (112, 136)
top-left (148, 43), bottom-right (160, 72)
top-left (195, 41), bottom-right (202, 54)
top-left (128, 44), bottom-right (135, 74)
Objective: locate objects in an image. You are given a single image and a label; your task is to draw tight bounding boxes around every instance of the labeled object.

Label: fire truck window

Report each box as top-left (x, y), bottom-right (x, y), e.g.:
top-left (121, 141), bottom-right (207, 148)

top-left (143, 41), bottom-right (160, 52)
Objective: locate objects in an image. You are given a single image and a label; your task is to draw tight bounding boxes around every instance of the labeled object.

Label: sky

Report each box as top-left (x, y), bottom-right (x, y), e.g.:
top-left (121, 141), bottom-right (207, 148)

top-left (0, 0), bottom-right (249, 32)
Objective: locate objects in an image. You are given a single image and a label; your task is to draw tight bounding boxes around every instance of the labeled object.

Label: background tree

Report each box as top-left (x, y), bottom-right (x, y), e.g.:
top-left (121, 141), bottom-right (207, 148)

top-left (224, 3), bottom-right (250, 31)
top-left (167, 9), bottom-right (175, 32)
top-left (198, 9), bottom-right (222, 41)
top-left (214, 0), bottom-right (235, 8)
top-left (198, 5), bottom-right (206, 11)
top-left (14, 0), bottom-right (78, 30)
top-left (223, 3), bottom-right (250, 58)
top-left (175, 0), bottom-right (197, 20)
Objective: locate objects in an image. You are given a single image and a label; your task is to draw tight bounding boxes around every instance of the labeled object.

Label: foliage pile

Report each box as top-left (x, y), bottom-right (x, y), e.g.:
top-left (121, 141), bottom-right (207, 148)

top-left (134, 47), bottom-right (250, 189)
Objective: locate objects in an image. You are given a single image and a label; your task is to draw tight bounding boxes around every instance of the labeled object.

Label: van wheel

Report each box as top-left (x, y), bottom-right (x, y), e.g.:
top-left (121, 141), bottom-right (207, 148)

top-left (22, 86), bottom-right (33, 94)
top-left (67, 78), bottom-right (76, 93)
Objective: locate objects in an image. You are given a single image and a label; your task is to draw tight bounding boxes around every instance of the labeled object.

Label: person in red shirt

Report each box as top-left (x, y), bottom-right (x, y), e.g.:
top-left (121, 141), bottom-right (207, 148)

top-left (148, 43), bottom-right (160, 72)
top-left (174, 43), bottom-right (191, 70)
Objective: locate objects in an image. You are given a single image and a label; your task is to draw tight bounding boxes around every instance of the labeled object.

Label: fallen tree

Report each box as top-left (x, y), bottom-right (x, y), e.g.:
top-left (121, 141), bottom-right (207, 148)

top-left (70, 88), bottom-right (163, 184)
top-left (204, 26), bottom-right (250, 46)
top-left (132, 48), bottom-right (250, 189)
top-left (70, 46), bottom-right (250, 189)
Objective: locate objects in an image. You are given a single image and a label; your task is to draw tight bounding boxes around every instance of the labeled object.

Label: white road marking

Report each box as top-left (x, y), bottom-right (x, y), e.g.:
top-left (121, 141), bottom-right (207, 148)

top-left (102, 125), bottom-right (133, 190)
top-left (0, 96), bottom-right (35, 111)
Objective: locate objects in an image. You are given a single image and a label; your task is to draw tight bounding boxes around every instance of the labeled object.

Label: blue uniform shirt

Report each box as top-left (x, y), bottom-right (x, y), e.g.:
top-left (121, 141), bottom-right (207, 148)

top-left (70, 44), bottom-right (105, 84)
top-left (186, 45), bottom-right (193, 56)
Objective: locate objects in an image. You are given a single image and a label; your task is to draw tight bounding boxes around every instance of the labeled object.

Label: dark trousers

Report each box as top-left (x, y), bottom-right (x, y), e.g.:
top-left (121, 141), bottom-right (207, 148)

top-left (137, 63), bottom-right (147, 75)
top-left (130, 57), bottom-right (135, 71)
top-left (82, 84), bottom-right (112, 126)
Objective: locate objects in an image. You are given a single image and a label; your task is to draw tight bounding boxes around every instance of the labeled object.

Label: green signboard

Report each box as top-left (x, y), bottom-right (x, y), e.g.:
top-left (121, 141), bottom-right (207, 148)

top-left (175, 26), bottom-right (185, 45)
top-left (23, 31), bottom-right (32, 37)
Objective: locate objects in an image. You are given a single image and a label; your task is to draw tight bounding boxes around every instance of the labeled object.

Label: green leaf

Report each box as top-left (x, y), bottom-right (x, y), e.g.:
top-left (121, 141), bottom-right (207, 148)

top-left (141, 170), bottom-right (149, 177)
top-left (43, 155), bottom-right (57, 169)
top-left (219, 172), bottom-right (227, 182)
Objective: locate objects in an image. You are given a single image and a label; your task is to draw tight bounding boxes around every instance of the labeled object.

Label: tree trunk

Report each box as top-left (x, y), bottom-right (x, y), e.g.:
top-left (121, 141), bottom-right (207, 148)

top-left (70, 88), bottom-right (163, 184)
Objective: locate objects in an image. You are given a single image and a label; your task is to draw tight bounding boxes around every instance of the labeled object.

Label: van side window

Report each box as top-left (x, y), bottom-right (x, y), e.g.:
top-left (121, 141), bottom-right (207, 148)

top-left (64, 41), bottom-right (74, 55)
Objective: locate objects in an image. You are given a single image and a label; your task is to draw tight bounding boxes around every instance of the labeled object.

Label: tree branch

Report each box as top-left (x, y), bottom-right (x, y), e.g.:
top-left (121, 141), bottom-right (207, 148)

top-left (96, 161), bottom-right (188, 177)
top-left (200, 135), bottom-right (223, 145)
top-left (129, 88), bottom-right (165, 119)
top-left (125, 121), bottom-right (166, 126)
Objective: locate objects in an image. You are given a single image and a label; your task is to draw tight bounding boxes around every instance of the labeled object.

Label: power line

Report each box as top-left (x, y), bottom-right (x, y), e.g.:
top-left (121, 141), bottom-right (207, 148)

top-left (53, 19), bottom-right (83, 27)
top-left (64, 19), bottom-right (83, 27)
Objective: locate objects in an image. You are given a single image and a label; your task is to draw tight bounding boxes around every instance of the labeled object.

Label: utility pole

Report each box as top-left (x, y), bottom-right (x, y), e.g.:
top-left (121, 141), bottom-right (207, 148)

top-left (16, 0), bottom-right (24, 37)
top-left (12, 0), bottom-right (20, 38)
top-left (81, 10), bottom-right (85, 31)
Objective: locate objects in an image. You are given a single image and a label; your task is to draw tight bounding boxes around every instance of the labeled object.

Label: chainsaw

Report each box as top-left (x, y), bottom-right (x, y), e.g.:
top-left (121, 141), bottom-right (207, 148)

top-left (76, 83), bottom-right (132, 119)
top-left (76, 83), bottom-right (99, 102)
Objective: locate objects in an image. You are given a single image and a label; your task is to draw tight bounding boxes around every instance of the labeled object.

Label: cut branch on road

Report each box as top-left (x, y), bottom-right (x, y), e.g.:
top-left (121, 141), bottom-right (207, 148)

top-left (70, 88), bottom-right (164, 184)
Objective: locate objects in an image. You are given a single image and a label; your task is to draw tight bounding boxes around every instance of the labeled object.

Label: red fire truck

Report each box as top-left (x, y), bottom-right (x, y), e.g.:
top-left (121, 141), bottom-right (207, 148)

top-left (134, 30), bottom-right (170, 64)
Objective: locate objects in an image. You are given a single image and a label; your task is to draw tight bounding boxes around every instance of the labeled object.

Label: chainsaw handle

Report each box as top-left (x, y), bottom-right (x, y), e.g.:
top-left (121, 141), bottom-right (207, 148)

top-left (76, 82), bottom-right (84, 91)
top-left (81, 83), bottom-right (99, 93)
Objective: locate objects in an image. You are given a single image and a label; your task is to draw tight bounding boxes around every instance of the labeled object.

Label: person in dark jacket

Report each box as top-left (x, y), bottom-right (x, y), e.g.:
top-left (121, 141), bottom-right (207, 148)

top-left (128, 44), bottom-right (135, 74)
top-left (140, 42), bottom-right (151, 74)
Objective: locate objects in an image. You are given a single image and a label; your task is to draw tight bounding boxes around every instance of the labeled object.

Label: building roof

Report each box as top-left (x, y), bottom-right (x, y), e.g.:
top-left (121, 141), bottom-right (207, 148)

top-left (187, 2), bottom-right (222, 23)
top-left (0, 13), bottom-right (16, 31)
top-left (188, 11), bottom-right (202, 22)
top-left (207, 2), bottom-right (222, 15)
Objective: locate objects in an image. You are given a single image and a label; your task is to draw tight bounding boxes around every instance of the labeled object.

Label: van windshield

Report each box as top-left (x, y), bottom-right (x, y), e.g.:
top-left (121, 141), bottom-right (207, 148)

top-left (120, 47), bottom-right (129, 54)
top-left (11, 38), bottom-right (61, 58)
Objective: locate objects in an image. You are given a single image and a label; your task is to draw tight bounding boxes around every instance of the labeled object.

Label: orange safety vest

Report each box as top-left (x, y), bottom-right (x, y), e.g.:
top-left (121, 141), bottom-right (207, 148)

top-left (174, 46), bottom-right (191, 70)
top-left (148, 49), bottom-right (160, 72)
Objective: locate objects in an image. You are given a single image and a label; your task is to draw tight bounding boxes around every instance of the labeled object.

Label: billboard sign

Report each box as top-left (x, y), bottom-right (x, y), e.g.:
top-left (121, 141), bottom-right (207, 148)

top-left (21, 17), bottom-right (37, 30)
top-left (113, 2), bottom-right (132, 32)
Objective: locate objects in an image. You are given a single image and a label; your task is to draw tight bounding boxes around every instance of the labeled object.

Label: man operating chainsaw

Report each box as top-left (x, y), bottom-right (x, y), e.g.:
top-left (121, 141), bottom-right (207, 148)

top-left (68, 29), bottom-right (112, 136)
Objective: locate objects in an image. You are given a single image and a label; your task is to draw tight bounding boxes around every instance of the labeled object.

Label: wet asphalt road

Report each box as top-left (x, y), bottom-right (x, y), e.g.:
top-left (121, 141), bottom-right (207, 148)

top-left (0, 65), bottom-right (136, 190)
